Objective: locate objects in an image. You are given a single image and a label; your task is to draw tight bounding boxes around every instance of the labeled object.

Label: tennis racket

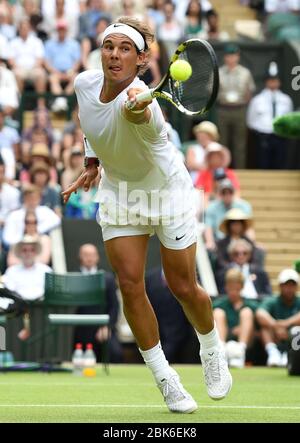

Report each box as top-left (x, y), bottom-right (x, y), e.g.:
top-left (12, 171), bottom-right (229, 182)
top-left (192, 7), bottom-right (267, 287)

top-left (126, 39), bottom-right (219, 116)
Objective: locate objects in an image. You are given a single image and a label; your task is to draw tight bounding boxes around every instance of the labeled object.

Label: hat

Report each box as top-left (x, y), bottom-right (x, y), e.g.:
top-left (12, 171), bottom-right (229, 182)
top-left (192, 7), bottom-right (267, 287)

top-left (205, 142), bottom-right (227, 163)
top-left (219, 178), bottom-right (235, 192)
top-left (213, 167), bottom-right (226, 181)
top-left (224, 43), bottom-right (240, 55)
top-left (71, 147), bottom-right (83, 156)
top-left (278, 269), bottom-right (299, 285)
top-left (14, 235), bottom-right (42, 258)
top-left (31, 143), bottom-right (50, 158)
top-left (265, 61), bottom-right (280, 81)
top-left (56, 19), bottom-right (68, 29)
top-left (219, 208), bottom-right (253, 234)
top-left (193, 121), bottom-right (219, 141)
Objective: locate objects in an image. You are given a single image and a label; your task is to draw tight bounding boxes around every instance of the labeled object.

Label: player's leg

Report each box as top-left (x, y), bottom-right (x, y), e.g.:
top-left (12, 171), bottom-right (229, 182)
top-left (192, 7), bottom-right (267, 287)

top-left (160, 241), bottom-right (232, 400)
top-left (104, 233), bottom-right (197, 413)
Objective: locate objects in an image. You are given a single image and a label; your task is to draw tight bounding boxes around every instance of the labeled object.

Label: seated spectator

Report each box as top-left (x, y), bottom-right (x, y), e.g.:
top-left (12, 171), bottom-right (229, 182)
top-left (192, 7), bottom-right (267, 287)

top-left (29, 162), bottom-right (62, 216)
top-left (0, 59), bottom-right (19, 117)
top-left (61, 146), bottom-right (84, 191)
top-left (3, 184), bottom-right (61, 247)
top-left (40, 0), bottom-right (79, 40)
top-left (216, 208), bottom-right (265, 270)
top-left (256, 268), bottom-right (300, 367)
top-left (0, 105), bottom-right (20, 178)
top-left (145, 267), bottom-right (199, 363)
top-left (19, 143), bottom-right (59, 187)
top-left (0, 3), bottom-right (16, 41)
top-left (0, 157), bottom-right (21, 241)
top-left (3, 235), bottom-right (52, 301)
top-left (184, 0), bottom-right (205, 38)
top-left (195, 143), bottom-right (240, 205)
top-left (264, 0), bottom-right (300, 13)
top-left (7, 209), bottom-right (52, 267)
top-left (157, 1), bottom-right (183, 58)
top-left (64, 181), bottom-right (98, 219)
top-left (147, 0), bottom-right (166, 31)
top-left (198, 9), bottom-right (229, 41)
top-left (213, 268), bottom-right (258, 368)
top-left (84, 16), bottom-right (110, 70)
top-left (216, 239), bottom-right (272, 299)
top-left (204, 178), bottom-right (253, 251)
top-left (78, 0), bottom-right (112, 44)
top-left (8, 18), bottom-right (47, 109)
top-left (22, 107), bottom-right (59, 160)
top-left (175, 0), bottom-right (213, 24)
top-left (74, 244), bottom-right (123, 363)
top-left (44, 19), bottom-right (81, 113)
top-left (186, 121), bottom-right (222, 185)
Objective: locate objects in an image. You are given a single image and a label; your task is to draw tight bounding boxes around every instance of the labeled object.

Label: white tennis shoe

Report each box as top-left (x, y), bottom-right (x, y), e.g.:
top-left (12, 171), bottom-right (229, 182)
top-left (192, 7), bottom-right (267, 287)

top-left (157, 368), bottom-right (198, 413)
top-left (200, 346), bottom-right (233, 400)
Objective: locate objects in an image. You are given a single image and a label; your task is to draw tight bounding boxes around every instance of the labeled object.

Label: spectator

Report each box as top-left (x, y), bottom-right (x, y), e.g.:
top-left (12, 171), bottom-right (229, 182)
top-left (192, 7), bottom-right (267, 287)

top-left (8, 18), bottom-right (47, 109)
top-left (12, 0), bottom-right (41, 28)
top-left (0, 4), bottom-right (16, 40)
top-left (186, 121), bottom-right (228, 185)
top-left (213, 268), bottom-right (258, 368)
top-left (3, 235), bottom-right (52, 301)
top-left (44, 19), bottom-right (81, 113)
top-left (7, 209), bottom-right (52, 267)
top-left (247, 62), bottom-right (293, 169)
top-left (0, 157), bottom-right (21, 241)
top-left (74, 243), bottom-right (123, 363)
top-left (195, 143), bottom-right (240, 204)
top-left (0, 106), bottom-right (20, 178)
top-left (29, 162), bottom-right (62, 216)
top-left (204, 178), bottom-right (253, 251)
top-left (0, 59), bottom-right (19, 117)
top-left (217, 43), bottom-right (255, 169)
top-left (78, 0), bottom-right (111, 42)
top-left (82, 15), bottom-right (110, 70)
top-left (19, 143), bottom-right (59, 187)
top-left (217, 208), bottom-right (265, 270)
top-left (256, 269), bottom-right (300, 367)
top-left (145, 267), bottom-right (199, 363)
top-left (41, 0), bottom-right (81, 22)
top-left (216, 239), bottom-right (272, 299)
top-left (61, 146), bottom-right (84, 191)
top-left (147, 0), bottom-right (166, 30)
top-left (157, 1), bottom-right (183, 58)
top-left (184, 0), bottom-right (205, 38)
top-left (198, 10), bottom-right (229, 41)
top-left (3, 184), bottom-right (61, 247)
top-left (174, 0), bottom-right (213, 24)
top-left (41, 0), bottom-right (79, 40)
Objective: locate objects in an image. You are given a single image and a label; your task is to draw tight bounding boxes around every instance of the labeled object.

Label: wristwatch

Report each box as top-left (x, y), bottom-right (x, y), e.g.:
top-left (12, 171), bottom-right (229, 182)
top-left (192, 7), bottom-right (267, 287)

top-left (84, 157), bottom-right (100, 167)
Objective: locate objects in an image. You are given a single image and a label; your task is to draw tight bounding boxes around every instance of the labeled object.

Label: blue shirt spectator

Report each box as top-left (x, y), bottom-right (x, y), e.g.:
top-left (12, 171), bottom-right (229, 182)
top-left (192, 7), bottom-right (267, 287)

top-left (45, 36), bottom-right (81, 72)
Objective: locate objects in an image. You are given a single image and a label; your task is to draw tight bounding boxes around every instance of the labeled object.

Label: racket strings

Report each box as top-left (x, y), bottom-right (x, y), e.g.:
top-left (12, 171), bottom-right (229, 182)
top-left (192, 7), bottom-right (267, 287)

top-left (169, 40), bottom-right (218, 114)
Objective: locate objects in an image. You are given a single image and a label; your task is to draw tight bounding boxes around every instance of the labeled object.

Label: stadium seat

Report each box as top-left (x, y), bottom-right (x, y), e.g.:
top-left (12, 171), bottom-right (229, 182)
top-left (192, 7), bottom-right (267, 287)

top-left (0, 316), bottom-right (6, 326)
top-left (43, 271), bottom-right (110, 373)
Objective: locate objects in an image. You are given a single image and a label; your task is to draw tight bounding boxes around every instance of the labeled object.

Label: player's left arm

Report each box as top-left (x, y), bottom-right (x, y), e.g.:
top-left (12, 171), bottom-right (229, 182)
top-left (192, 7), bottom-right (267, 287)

top-left (123, 87), bottom-right (152, 124)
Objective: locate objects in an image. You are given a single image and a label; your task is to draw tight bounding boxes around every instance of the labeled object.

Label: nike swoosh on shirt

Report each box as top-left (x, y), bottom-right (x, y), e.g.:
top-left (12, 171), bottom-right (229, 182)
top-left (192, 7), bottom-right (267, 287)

top-left (175, 234), bottom-right (186, 241)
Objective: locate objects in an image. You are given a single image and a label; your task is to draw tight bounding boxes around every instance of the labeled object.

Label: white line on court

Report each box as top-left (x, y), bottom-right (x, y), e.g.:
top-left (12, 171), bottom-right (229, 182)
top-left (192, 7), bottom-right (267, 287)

top-left (0, 405), bottom-right (300, 410)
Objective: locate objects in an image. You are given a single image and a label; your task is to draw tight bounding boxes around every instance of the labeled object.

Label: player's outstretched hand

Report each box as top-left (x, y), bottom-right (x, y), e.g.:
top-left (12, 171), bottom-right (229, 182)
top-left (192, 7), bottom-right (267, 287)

top-left (126, 87), bottom-right (152, 112)
top-left (61, 166), bottom-right (99, 204)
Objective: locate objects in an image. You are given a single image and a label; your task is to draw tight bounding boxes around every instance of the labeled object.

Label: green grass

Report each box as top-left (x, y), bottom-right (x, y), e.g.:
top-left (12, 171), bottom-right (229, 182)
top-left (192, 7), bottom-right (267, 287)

top-left (0, 365), bottom-right (300, 423)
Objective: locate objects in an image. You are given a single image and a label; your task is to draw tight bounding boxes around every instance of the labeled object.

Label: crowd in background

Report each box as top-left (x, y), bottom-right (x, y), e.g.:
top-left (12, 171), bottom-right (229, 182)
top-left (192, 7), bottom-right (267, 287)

top-left (0, 0), bottom-right (299, 367)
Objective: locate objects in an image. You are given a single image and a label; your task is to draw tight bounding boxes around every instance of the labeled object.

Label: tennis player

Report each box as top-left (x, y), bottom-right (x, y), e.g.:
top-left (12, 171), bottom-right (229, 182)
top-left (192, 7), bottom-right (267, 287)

top-left (62, 16), bottom-right (232, 413)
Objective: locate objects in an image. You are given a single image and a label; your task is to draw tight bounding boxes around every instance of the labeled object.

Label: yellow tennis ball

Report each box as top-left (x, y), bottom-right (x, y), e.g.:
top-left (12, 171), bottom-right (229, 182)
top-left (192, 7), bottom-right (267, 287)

top-left (83, 368), bottom-right (96, 377)
top-left (170, 60), bottom-right (192, 82)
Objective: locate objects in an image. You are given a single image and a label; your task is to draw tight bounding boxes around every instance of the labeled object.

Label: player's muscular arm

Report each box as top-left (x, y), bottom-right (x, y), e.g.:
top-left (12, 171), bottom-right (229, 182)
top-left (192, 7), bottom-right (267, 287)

top-left (123, 87), bottom-right (152, 124)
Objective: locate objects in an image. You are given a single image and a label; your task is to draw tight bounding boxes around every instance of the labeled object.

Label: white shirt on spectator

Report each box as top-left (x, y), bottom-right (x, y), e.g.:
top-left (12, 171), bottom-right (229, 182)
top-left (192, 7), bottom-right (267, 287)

top-left (247, 88), bottom-right (293, 134)
top-left (9, 34), bottom-right (45, 70)
top-left (3, 262), bottom-right (52, 301)
top-left (0, 183), bottom-right (20, 223)
top-left (41, 0), bottom-right (80, 19)
top-left (3, 206), bottom-right (61, 246)
top-left (0, 64), bottom-right (19, 109)
top-left (265, 0), bottom-right (300, 12)
top-left (0, 33), bottom-right (9, 59)
top-left (0, 147), bottom-right (16, 180)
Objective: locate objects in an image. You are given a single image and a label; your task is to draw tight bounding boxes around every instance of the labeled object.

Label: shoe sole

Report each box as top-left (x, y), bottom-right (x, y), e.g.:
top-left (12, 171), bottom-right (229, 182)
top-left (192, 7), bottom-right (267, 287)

top-left (170, 404), bottom-right (198, 414)
top-left (208, 373), bottom-right (233, 401)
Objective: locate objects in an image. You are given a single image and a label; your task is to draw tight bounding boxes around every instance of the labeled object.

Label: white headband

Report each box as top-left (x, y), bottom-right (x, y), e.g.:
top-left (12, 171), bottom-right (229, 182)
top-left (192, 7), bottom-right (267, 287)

top-left (102, 23), bottom-right (146, 52)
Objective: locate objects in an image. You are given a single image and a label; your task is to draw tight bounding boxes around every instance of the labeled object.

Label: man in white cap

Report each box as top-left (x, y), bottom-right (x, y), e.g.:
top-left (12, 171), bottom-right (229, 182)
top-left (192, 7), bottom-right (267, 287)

top-left (256, 269), bottom-right (300, 367)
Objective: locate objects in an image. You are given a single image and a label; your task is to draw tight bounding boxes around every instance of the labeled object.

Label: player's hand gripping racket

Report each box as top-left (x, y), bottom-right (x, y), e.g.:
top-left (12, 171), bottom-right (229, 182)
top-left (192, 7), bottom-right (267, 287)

top-left (126, 39), bottom-right (219, 116)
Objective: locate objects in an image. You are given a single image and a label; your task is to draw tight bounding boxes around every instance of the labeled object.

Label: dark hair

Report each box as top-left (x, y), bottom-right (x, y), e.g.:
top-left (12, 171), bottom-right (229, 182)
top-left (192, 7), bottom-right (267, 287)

top-left (186, 0), bottom-right (202, 21)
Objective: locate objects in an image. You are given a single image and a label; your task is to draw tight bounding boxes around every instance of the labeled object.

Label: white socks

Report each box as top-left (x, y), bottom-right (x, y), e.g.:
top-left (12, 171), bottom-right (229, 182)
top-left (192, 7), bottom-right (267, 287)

top-left (196, 323), bottom-right (221, 355)
top-left (139, 341), bottom-right (171, 383)
top-left (266, 342), bottom-right (278, 355)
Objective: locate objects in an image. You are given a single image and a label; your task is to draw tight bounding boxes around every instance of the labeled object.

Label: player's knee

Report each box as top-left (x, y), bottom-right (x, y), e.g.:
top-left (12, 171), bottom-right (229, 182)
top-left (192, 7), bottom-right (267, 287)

top-left (118, 274), bottom-right (144, 299)
top-left (170, 281), bottom-right (199, 303)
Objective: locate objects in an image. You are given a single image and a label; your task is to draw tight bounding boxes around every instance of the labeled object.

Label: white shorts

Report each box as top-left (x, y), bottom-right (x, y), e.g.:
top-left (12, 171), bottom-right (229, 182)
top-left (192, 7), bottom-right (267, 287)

top-left (96, 165), bottom-right (198, 250)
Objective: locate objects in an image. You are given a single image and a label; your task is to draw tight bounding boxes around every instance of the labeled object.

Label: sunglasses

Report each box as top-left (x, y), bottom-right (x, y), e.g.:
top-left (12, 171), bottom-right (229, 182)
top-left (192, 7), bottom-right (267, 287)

top-left (21, 247), bottom-right (36, 253)
top-left (233, 251), bottom-right (249, 256)
top-left (25, 220), bottom-right (37, 225)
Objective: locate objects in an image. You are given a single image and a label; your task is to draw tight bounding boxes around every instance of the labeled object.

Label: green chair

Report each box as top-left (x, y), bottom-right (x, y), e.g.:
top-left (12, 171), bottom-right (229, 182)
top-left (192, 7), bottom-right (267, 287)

top-left (43, 271), bottom-right (110, 373)
top-left (0, 316), bottom-right (6, 327)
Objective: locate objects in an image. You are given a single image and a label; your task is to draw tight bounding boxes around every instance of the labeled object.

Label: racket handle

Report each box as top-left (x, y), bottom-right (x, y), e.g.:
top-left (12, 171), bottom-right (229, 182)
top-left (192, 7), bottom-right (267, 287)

top-left (126, 89), bottom-right (153, 110)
